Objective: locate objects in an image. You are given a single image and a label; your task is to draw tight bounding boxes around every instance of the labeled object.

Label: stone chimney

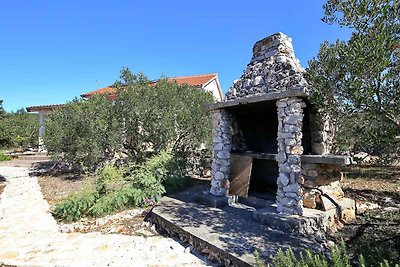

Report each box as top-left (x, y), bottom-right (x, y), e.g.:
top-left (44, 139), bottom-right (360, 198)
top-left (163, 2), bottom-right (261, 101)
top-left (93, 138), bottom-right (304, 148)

top-left (226, 32), bottom-right (309, 100)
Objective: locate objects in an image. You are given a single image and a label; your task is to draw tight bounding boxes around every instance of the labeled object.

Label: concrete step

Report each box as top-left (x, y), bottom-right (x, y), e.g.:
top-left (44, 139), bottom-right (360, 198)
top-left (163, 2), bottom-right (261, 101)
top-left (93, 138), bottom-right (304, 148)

top-left (15, 154), bottom-right (49, 161)
top-left (150, 196), bottom-right (323, 266)
top-left (0, 158), bottom-right (52, 168)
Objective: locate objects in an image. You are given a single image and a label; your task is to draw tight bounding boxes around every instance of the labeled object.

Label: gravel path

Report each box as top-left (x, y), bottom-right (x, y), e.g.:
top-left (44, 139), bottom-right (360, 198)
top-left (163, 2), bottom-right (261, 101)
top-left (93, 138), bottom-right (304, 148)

top-left (0, 166), bottom-right (209, 267)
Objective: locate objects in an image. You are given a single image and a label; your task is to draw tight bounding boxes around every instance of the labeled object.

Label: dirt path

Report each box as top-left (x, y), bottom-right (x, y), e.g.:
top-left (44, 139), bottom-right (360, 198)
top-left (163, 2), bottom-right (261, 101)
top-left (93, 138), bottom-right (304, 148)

top-left (0, 166), bottom-right (209, 267)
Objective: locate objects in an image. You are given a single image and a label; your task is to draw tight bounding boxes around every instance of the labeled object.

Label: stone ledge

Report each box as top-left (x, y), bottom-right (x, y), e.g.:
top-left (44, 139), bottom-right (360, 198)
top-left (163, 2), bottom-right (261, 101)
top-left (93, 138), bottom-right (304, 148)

top-left (253, 197), bottom-right (356, 235)
top-left (229, 152), bottom-right (350, 165)
top-left (194, 192), bottom-right (232, 208)
top-left (205, 88), bottom-right (308, 111)
top-left (301, 155), bottom-right (350, 165)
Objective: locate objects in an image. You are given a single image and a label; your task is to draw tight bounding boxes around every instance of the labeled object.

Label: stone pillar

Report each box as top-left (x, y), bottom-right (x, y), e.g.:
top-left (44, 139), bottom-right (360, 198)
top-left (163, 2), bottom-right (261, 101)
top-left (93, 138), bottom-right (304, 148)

top-left (310, 110), bottom-right (335, 155)
top-left (210, 109), bottom-right (232, 197)
top-left (276, 97), bottom-right (305, 215)
top-left (38, 112), bottom-right (46, 152)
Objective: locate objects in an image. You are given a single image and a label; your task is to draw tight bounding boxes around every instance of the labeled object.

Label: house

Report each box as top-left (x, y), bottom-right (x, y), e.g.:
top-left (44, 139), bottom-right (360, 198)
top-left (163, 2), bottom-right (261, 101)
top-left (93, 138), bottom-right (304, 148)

top-left (26, 73), bottom-right (223, 151)
top-left (26, 104), bottom-right (66, 152)
top-left (81, 73), bottom-right (223, 100)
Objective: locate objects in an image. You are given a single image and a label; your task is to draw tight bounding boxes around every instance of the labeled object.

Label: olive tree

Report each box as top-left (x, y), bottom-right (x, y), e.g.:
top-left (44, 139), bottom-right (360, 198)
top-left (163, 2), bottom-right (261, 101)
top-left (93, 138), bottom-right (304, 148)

top-left (115, 68), bottom-right (213, 168)
top-left (44, 95), bottom-right (124, 170)
top-left (307, 0), bottom-right (399, 162)
top-left (0, 103), bottom-right (38, 149)
top-left (44, 69), bottom-right (214, 172)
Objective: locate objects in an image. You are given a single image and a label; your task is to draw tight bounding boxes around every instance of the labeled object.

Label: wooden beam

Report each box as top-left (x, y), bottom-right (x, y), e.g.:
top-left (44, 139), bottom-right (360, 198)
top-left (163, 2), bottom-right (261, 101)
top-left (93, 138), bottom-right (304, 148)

top-left (205, 88), bottom-right (308, 111)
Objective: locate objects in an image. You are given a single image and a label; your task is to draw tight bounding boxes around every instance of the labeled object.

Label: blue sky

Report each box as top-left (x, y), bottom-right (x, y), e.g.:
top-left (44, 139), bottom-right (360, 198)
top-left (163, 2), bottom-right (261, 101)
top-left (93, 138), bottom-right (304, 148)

top-left (0, 0), bottom-right (351, 112)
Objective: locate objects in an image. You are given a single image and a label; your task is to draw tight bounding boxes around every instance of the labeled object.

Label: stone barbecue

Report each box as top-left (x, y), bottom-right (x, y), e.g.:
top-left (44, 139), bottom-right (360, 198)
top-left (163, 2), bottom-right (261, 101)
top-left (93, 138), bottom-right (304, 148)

top-left (206, 33), bottom-right (351, 216)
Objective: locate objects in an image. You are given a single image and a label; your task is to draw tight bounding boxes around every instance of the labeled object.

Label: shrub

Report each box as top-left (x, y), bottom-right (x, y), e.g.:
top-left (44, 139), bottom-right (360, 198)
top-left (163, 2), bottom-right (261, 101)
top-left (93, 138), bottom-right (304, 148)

top-left (44, 95), bottom-right (123, 171)
top-left (115, 69), bottom-right (213, 168)
top-left (0, 152), bottom-right (11, 161)
top-left (52, 152), bottom-right (181, 221)
top-left (270, 240), bottom-right (398, 267)
top-left (52, 188), bottom-right (99, 222)
top-left (0, 109), bottom-right (38, 150)
top-left (44, 69), bottom-right (213, 173)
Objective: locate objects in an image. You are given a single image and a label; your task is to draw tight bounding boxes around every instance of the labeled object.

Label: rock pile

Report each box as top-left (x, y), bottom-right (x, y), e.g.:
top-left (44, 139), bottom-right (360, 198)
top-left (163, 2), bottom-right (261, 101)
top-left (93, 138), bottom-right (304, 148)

top-left (226, 32), bottom-right (309, 100)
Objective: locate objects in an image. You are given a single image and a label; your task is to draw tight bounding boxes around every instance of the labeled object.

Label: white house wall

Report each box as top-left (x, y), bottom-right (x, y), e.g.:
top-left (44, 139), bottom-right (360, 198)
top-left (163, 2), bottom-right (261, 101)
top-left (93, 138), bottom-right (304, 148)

top-left (203, 80), bottom-right (222, 101)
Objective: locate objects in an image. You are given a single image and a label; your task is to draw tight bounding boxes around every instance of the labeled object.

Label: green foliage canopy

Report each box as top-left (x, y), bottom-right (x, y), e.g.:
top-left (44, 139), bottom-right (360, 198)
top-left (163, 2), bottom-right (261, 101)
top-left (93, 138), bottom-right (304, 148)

top-left (0, 103), bottom-right (38, 149)
top-left (307, 0), bottom-right (399, 161)
top-left (44, 95), bottom-right (123, 170)
top-left (115, 68), bottom-right (213, 163)
top-left (44, 69), bottom-right (213, 171)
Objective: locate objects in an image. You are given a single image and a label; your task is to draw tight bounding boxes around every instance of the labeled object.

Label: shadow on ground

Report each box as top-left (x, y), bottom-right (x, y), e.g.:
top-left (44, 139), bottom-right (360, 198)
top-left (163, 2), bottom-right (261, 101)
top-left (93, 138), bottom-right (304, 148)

top-left (152, 189), bottom-right (322, 265)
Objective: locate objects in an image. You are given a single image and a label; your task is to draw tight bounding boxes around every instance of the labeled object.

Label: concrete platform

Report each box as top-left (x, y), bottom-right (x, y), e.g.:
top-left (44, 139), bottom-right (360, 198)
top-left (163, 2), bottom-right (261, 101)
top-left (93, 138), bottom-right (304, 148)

top-left (150, 196), bottom-right (323, 266)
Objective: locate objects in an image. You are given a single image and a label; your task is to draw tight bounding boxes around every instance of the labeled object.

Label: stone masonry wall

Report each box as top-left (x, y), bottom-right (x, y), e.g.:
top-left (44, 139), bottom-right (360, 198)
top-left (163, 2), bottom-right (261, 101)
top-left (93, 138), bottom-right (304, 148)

top-left (210, 110), bottom-right (232, 197)
top-left (225, 33), bottom-right (309, 100)
top-left (310, 110), bottom-right (335, 155)
top-left (276, 97), bottom-right (306, 215)
top-left (301, 163), bottom-right (344, 209)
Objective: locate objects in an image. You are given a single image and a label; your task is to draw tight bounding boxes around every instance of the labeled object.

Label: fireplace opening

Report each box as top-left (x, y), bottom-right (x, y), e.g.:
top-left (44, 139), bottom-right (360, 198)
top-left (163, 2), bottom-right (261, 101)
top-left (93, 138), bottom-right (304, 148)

top-left (229, 100), bottom-right (278, 154)
top-left (227, 100), bottom-right (280, 199)
top-left (248, 159), bottom-right (278, 200)
top-left (302, 103), bottom-right (312, 154)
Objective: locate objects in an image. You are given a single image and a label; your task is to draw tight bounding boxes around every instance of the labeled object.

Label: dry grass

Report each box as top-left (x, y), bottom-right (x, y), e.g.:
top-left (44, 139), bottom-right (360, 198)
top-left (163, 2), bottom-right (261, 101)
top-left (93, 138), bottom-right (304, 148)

top-left (342, 165), bottom-right (400, 192)
top-left (330, 165), bottom-right (400, 265)
top-left (341, 165), bottom-right (400, 205)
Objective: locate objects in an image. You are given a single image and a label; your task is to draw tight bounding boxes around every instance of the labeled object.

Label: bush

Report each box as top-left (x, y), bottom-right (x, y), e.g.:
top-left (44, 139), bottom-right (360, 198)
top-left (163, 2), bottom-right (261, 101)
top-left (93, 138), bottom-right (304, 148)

top-left (270, 240), bottom-right (398, 267)
top-left (44, 69), bottom-right (213, 173)
top-left (0, 152), bottom-right (11, 161)
top-left (44, 95), bottom-right (123, 171)
top-left (115, 69), bottom-right (213, 167)
top-left (51, 188), bottom-right (99, 222)
top-left (52, 151), bottom-right (182, 221)
top-left (0, 109), bottom-right (38, 150)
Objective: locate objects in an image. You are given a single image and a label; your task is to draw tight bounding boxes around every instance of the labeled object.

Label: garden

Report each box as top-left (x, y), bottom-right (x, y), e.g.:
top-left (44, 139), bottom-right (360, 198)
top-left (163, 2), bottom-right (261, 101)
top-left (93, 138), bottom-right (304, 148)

top-left (0, 0), bottom-right (398, 265)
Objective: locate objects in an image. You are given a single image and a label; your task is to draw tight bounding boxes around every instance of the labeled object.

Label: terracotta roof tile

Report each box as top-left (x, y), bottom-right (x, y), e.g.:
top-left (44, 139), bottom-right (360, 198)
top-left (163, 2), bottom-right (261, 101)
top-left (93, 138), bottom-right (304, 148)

top-left (81, 74), bottom-right (217, 99)
top-left (81, 86), bottom-right (118, 98)
top-left (166, 73), bottom-right (217, 86)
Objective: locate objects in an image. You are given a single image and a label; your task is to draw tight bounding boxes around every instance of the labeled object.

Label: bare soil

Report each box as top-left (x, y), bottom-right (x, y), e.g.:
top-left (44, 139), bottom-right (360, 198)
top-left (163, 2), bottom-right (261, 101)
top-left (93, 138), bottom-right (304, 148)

top-left (330, 165), bottom-right (400, 264)
top-left (37, 173), bottom-right (95, 205)
top-left (63, 211), bottom-right (159, 237)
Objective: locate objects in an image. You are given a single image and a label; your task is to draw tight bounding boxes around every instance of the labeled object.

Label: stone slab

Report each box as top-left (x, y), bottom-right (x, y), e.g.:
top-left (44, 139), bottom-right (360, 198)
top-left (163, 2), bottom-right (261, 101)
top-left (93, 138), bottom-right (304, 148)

top-left (194, 193), bottom-right (231, 208)
top-left (253, 205), bottom-right (328, 235)
top-left (150, 196), bottom-right (323, 266)
top-left (205, 89), bottom-right (308, 111)
top-left (229, 152), bottom-right (350, 165)
top-left (252, 197), bottom-right (355, 234)
top-left (230, 152), bottom-right (349, 165)
top-left (301, 155), bottom-right (350, 165)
